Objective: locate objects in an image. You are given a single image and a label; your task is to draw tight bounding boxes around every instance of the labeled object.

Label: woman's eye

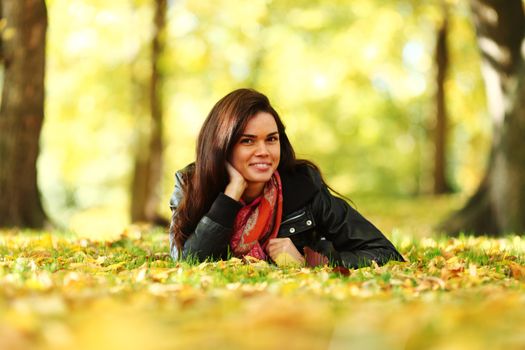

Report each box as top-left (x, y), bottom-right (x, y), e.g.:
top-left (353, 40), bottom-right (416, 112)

top-left (240, 138), bottom-right (253, 144)
top-left (267, 136), bottom-right (279, 142)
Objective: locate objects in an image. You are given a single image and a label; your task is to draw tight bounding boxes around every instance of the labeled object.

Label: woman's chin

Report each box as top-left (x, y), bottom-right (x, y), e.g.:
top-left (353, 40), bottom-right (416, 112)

top-left (247, 176), bottom-right (272, 184)
top-left (245, 171), bottom-right (274, 183)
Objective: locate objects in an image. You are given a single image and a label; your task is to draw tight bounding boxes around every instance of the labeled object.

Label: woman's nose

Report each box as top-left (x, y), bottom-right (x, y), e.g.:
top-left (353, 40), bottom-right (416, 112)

top-left (255, 141), bottom-right (269, 156)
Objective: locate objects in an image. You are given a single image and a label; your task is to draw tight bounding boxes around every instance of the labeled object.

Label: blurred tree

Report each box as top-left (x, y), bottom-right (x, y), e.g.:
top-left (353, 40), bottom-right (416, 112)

top-left (433, 2), bottom-right (453, 194)
top-left (441, 0), bottom-right (525, 235)
top-left (0, 0), bottom-right (48, 228)
top-left (130, 0), bottom-right (167, 225)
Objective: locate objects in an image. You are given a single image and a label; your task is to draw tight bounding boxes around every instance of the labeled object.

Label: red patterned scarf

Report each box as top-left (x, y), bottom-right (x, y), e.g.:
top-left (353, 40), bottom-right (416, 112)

top-left (230, 171), bottom-right (283, 260)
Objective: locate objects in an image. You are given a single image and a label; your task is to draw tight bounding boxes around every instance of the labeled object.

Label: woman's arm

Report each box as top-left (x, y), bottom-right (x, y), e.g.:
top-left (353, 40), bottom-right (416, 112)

top-left (306, 168), bottom-right (404, 268)
top-left (169, 170), bottom-right (242, 261)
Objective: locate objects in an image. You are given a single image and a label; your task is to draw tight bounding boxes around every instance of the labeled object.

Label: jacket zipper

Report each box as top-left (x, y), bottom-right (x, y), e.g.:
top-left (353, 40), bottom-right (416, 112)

top-left (281, 211), bottom-right (306, 225)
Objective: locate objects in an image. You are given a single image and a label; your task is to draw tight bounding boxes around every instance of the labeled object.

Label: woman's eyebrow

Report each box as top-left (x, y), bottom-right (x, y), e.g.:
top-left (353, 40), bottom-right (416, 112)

top-left (240, 131), bottom-right (279, 138)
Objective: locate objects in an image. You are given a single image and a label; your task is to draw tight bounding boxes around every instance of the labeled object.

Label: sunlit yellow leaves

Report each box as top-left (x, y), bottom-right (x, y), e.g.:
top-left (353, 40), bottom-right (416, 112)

top-left (1, 230), bottom-right (525, 349)
top-left (25, 271), bottom-right (54, 291)
top-left (41, 0), bottom-right (490, 237)
top-left (40, 0), bottom-right (489, 235)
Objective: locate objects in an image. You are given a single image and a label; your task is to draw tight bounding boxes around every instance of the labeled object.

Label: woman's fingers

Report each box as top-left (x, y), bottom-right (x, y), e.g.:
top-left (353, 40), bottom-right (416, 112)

top-left (268, 238), bottom-right (292, 250)
top-left (224, 162), bottom-right (247, 200)
top-left (267, 237), bottom-right (290, 254)
top-left (225, 161), bottom-right (244, 181)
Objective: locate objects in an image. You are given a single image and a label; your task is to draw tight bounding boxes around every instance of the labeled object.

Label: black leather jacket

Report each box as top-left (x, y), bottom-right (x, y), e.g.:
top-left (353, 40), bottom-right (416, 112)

top-left (169, 164), bottom-right (404, 268)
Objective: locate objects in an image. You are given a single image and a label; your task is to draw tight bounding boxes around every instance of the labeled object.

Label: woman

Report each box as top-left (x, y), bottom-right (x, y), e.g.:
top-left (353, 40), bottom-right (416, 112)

top-left (169, 88), bottom-right (404, 268)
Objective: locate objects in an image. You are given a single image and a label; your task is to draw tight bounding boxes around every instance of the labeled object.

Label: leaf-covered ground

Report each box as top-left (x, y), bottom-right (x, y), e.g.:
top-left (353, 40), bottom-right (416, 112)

top-left (1, 226), bottom-right (525, 350)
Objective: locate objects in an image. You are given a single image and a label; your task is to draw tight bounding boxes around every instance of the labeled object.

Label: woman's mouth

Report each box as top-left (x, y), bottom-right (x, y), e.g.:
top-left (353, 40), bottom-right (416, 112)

top-left (250, 162), bottom-right (272, 170)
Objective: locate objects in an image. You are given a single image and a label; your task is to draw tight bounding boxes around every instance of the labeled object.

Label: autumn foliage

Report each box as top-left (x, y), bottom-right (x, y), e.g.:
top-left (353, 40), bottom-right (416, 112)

top-left (1, 228), bottom-right (525, 349)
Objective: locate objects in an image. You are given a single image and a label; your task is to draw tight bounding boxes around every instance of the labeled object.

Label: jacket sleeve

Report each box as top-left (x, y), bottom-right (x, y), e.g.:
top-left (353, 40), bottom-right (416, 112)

top-left (307, 169), bottom-right (404, 268)
top-left (169, 171), bottom-right (242, 261)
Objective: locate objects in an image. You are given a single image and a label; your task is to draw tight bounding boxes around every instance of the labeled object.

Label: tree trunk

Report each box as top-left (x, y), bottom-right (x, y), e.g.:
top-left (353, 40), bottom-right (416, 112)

top-left (130, 0), bottom-right (167, 224)
top-left (0, 0), bottom-right (47, 228)
top-left (440, 0), bottom-right (525, 235)
top-left (433, 7), bottom-right (453, 194)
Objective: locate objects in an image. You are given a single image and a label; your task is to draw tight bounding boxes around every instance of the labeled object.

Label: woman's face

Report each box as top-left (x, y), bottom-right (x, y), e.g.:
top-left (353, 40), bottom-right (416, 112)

top-left (230, 111), bottom-right (281, 188)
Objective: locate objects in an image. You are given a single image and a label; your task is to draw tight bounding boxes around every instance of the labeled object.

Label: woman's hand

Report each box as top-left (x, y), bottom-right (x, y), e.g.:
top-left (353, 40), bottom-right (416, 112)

top-left (267, 238), bottom-right (305, 267)
top-left (224, 162), bottom-right (247, 201)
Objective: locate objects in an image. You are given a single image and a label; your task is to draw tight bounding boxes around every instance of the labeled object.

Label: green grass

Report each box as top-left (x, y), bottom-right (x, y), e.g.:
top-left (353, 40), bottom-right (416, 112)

top-left (1, 196), bottom-right (525, 349)
top-left (0, 230), bottom-right (524, 350)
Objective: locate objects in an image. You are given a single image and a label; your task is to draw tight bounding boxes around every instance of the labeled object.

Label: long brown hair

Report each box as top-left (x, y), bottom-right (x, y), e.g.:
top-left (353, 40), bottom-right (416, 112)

top-left (171, 89), bottom-right (299, 251)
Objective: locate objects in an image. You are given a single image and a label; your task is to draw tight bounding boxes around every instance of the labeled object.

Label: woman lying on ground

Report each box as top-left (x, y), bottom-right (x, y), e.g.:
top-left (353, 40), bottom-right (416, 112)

top-left (169, 88), bottom-right (404, 268)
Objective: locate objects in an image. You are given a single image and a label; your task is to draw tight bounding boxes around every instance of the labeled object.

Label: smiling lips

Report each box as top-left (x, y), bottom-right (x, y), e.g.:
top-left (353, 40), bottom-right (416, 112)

top-left (250, 162), bottom-right (272, 171)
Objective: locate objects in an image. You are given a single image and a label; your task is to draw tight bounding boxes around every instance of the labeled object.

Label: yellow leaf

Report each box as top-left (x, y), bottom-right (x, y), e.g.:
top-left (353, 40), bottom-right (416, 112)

top-left (2, 27), bottom-right (16, 41)
top-left (134, 267), bottom-right (147, 283)
top-left (95, 256), bottom-right (107, 265)
top-left (468, 264), bottom-right (478, 277)
top-left (101, 261), bottom-right (126, 272)
top-left (273, 252), bottom-right (303, 268)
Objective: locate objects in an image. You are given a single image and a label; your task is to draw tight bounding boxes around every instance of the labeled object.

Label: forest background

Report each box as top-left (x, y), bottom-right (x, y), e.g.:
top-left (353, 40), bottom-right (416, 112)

top-left (7, 0), bottom-right (491, 236)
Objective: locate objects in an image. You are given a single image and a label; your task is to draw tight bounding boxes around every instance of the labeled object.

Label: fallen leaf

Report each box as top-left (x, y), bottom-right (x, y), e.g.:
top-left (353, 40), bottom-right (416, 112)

top-left (508, 262), bottom-right (525, 280)
top-left (304, 247), bottom-right (329, 267)
top-left (273, 252), bottom-right (303, 268)
top-left (101, 262), bottom-right (126, 272)
top-left (332, 266), bottom-right (350, 276)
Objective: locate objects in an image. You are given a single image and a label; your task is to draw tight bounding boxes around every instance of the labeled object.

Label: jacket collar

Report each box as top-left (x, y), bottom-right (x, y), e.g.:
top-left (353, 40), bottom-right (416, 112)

top-left (280, 168), bottom-right (318, 216)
